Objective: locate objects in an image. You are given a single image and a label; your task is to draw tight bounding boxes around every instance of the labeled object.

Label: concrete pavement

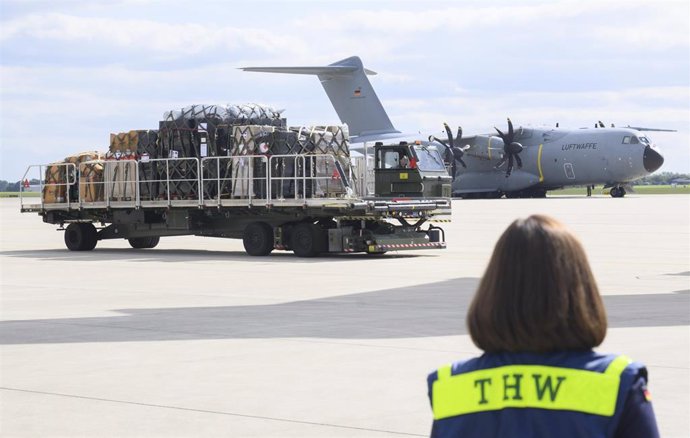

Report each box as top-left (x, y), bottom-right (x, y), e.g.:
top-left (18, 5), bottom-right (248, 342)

top-left (1, 195), bottom-right (688, 437)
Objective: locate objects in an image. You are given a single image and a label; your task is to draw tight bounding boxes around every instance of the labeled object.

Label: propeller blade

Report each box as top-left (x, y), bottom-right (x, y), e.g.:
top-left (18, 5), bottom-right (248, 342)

top-left (458, 157), bottom-right (467, 168)
top-left (507, 118), bottom-right (514, 140)
top-left (494, 127), bottom-right (504, 138)
top-left (451, 147), bottom-right (465, 162)
top-left (505, 154), bottom-right (514, 177)
top-left (431, 136), bottom-right (449, 148)
top-left (515, 153), bottom-right (523, 169)
top-left (443, 123), bottom-right (454, 148)
top-left (456, 126), bottom-right (462, 143)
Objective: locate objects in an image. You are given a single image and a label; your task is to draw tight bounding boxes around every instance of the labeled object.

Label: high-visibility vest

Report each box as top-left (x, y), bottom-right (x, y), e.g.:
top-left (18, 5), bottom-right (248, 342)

top-left (427, 351), bottom-right (645, 438)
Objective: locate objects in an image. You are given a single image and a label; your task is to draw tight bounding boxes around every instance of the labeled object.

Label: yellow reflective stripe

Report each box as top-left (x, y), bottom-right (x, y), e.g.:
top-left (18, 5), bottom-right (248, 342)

top-left (437, 364), bottom-right (452, 380)
top-left (537, 143), bottom-right (544, 182)
top-left (432, 361), bottom-right (628, 420)
top-left (605, 355), bottom-right (631, 376)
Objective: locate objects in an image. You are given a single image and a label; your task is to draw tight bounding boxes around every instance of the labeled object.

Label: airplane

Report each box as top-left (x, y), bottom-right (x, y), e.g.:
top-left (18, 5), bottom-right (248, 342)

top-left (241, 56), bottom-right (668, 198)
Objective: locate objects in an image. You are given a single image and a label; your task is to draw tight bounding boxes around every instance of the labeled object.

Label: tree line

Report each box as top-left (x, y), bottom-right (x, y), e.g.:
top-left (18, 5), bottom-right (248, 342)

top-left (0, 179), bottom-right (41, 192)
top-left (633, 172), bottom-right (690, 185)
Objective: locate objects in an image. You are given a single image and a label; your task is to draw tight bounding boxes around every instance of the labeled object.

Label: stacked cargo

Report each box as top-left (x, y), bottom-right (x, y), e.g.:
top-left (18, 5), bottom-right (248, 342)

top-left (158, 104), bottom-right (285, 199)
top-left (41, 151), bottom-right (103, 203)
top-left (42, 163), bottom-right (68, 203)
top-left (300, 125), bottom-right (351, 198)
top-left (230, 124), bottom-right (352, 199)
top-left (40, 103), bottom-right (352, 203)
top-left (108, 130), bottom-right (159, 200)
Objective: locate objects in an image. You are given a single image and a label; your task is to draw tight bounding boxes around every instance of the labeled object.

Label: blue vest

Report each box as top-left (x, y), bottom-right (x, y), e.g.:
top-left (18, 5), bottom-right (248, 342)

top-left (427, 351), bottom-right (645, 438)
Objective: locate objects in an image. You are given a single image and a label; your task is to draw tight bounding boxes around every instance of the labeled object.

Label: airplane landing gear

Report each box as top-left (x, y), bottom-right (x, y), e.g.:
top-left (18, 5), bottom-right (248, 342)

top-left (610, 186), bottom-right (626, 198)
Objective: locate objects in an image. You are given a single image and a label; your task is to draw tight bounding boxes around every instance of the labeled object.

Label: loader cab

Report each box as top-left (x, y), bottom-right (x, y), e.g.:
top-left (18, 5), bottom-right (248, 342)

top-left (374, 141), bottom-right (452, 198)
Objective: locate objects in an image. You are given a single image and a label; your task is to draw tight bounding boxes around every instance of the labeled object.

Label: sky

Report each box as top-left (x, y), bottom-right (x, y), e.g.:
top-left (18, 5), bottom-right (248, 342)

top-left (1, 0), bottom-right (689, 181)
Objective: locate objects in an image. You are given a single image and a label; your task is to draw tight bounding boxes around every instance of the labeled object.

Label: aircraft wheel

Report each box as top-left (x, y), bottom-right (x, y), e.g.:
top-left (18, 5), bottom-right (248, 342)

top-left (610, 187), bottom-right (625, 198)
top-left (291, 223), bottom-right (327, 257)
top-left (64, 222), bottom-right (98, 251)
top-left (242, 222), bottom-right (274, 256)
top-left (365, 247), bottom-right (387, 255)
top-left (128, 236), bottom-right (160, 249)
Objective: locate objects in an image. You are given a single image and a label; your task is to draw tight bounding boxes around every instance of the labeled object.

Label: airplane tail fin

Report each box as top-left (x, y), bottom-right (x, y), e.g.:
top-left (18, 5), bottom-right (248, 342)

top-left (241, 56), bottom-right (399, 139)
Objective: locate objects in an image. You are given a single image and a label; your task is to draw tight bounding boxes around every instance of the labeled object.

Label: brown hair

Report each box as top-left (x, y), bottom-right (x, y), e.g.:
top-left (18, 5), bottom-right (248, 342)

top-left (467, 215), bottom-right (607, 353)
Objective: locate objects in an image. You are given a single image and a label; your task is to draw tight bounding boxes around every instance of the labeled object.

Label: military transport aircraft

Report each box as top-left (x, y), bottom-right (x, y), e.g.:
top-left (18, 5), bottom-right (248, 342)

top-left (242, 56), bottom-right (668, 198)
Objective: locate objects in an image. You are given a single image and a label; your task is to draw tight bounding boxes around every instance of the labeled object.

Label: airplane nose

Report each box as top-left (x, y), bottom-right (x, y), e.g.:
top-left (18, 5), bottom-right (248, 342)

top-left (643, 146), bottom-right (664, 173)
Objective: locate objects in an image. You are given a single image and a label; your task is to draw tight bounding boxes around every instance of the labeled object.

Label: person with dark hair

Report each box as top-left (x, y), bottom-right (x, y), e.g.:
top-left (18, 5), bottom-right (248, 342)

top-left (427, 215), bottom-right (659, 438)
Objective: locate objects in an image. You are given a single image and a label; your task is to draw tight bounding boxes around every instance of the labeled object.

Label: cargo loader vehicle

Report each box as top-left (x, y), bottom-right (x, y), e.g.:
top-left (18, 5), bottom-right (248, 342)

top-left (20, 104), bottom-right (451, 257)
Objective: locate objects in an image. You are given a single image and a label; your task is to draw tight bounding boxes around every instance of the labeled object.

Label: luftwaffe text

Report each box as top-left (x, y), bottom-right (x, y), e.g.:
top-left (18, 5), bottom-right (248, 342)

top-left (561, 143), bottom-right (597, 151)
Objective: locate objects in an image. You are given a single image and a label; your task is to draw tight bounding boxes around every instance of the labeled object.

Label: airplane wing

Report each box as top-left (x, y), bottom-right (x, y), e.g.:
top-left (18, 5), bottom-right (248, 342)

top-left (625, 126), bottom-right (677, 132)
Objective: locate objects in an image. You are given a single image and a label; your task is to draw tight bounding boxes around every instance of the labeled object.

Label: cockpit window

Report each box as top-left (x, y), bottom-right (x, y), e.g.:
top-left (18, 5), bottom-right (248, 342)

top-left (622, 136), bottom-right (631, 144)
top-left (639, 136), bottom-right (650, 145)
top-left (414, 146), bottom-right (447, 171)
top-left (631, 136), bottom-right (639, 144)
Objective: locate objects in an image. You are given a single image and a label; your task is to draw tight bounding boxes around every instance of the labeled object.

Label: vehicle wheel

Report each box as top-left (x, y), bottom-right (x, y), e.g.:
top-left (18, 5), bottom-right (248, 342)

top-left (365, 247), bottom-right (387, 255)
top-left (290, 223), bottom-right (327, 257)
top-left (64, 223), bottom-right (98, 251)
top-left (610, 187), bottom-right (624, 198)
top-left (128, 236), bottom-right (160, 249)
top-left (243, 222), bottom-right (274, 256)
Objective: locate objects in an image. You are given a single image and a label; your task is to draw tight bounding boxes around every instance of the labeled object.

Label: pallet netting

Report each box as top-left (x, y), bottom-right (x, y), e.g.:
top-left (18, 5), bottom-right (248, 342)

top-left (110, 130), bottom-right (160, 155)
top-left (167, 159), bottom-right (200, 200)
top-left (231, 125), bottom-right (276, 156)
top-left (296, 126), bottom-right (353, 195)
top-left (201, 158), bottom-right (234, 200)
top-left (160, 103), bottom-right (286, 159)
top-left (297, 125), bottom-right (350, 158)
top-left (230, 125), bottom-right (276, 199)
top-left (42, 163), bottom-right (67, 203)
top-left (105, 159), bottom-right (137, 201)
top-left (133, 131), bottom-right (161, 200)
top-left (79, 162), bottom-right (105, 202)
top-left (110, 131), bottom-right (139, 153)
top-left (135, 130), bottom-right (159, 158)
top-left (65, 151), bottom-right (104, 201)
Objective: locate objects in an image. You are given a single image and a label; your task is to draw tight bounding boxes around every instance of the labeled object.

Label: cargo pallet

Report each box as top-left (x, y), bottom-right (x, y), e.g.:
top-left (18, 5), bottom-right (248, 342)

top-left (20, 153), bottom-right (451, 257)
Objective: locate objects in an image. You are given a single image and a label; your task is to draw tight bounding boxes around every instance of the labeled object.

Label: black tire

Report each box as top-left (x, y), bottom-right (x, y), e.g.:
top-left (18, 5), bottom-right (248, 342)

top-left (365, 248), bottom-right (387, 255)
top-left (243, 222), bottom-right (274, 256)
top-left (128, 236), bottom-right (160, 249)
top-left (290, 223), bottom-right (327, 257)
top-left (610, 187), bottom-right (625, 198)
top-left (64, 223), bottom-right (98, 251)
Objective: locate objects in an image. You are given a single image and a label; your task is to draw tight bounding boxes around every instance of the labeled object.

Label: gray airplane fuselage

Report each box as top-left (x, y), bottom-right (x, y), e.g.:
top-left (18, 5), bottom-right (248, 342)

top-left (242, 56), bottom-right (666, 197)
top-left (451, 126), bottom-right (664, 195)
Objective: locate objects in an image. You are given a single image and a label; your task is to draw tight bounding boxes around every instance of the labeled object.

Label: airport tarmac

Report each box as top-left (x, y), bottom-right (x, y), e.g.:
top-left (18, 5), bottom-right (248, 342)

top-left (1, 195), bottom-right (688, 437)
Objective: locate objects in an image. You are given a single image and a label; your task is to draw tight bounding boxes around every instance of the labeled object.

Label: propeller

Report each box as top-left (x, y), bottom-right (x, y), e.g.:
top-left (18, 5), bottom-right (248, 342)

top-left (493, 118), bottom-right (523, 178)
top-left (429, 123), bottom-right (468, 181)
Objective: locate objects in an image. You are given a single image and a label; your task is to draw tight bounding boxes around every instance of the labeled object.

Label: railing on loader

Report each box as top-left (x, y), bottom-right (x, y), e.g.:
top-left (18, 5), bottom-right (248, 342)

top-left (20, 154), bottom-right (355, 212)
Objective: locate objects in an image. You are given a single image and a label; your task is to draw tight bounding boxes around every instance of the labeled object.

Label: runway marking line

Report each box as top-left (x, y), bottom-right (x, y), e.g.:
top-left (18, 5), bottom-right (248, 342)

top-left (0, 386), bottom-right (425, 436)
